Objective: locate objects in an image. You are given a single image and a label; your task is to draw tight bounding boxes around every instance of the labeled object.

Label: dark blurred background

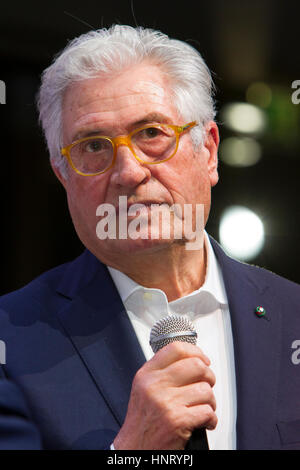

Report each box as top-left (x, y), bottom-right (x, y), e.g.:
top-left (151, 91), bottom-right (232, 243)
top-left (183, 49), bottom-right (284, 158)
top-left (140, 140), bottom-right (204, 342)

top-left (0, 0), bottom-right (299, 294)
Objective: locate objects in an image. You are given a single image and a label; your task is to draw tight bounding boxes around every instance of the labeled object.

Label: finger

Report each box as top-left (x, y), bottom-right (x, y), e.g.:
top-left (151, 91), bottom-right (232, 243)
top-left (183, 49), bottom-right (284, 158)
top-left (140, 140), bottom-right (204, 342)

top-left (179, 381), bottom-right (217, 410)
top-left (166, 356), bottom-right (216, 388)
top-left (186, 404), bottom-right (218, 431)
top-left (148, 341), bottom-right (211, 370)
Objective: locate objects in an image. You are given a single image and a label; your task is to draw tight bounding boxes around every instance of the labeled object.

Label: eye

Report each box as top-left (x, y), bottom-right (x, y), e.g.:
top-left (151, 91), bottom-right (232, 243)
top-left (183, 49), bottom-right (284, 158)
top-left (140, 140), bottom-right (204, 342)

top-left (142, 127), bottom-right (161, 138)
top-left (79, 138), bottom-right (112, 155)
top-left (85, 140), bottom-right (105, 153)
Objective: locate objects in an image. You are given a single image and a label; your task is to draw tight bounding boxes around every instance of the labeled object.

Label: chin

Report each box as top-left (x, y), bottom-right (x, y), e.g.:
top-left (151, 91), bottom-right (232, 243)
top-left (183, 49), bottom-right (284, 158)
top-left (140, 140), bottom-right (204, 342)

top-left (95, 230), bottom-right (187, 259)
top-left (106, 236), bottom-right (176, 254)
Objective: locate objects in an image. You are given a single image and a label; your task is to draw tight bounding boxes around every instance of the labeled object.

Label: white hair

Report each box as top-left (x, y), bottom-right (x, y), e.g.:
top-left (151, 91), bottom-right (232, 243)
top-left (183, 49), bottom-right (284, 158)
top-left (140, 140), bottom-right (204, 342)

top-left (37, 24), bottom-right (216, 177)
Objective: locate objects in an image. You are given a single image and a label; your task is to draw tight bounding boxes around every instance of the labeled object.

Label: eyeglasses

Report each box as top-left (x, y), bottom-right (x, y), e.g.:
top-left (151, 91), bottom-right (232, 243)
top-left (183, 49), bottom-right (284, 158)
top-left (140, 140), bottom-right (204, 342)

top-left (61, 121), bottom-right (197, 176)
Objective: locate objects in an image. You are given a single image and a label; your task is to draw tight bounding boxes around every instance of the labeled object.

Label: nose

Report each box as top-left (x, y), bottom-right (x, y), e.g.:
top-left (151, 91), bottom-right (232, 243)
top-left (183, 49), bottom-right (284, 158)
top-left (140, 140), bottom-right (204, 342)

top-left (110, 141), bottom-right (151, 188)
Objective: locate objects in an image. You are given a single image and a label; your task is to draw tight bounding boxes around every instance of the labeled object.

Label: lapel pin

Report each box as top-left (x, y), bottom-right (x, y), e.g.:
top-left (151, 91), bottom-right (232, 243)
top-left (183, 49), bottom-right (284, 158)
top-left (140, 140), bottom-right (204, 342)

top-left (255, 306), bottom-right (270, 321)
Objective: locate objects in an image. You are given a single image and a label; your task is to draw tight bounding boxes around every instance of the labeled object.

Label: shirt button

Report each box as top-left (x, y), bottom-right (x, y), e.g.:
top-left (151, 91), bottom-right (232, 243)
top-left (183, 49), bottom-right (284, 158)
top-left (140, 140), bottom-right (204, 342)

top-left (143, 292), bottom-right (152, 300)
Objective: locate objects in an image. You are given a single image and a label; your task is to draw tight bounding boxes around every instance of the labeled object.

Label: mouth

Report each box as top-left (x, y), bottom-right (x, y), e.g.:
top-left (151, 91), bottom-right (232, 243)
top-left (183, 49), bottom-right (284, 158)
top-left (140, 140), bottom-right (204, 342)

top-left (116, 200), bottom-right (169, 215)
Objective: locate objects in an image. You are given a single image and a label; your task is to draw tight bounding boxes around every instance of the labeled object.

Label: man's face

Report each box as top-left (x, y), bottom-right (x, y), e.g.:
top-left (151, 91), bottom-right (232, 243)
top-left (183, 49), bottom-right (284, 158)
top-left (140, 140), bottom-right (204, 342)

top-left (56, 62), bottom-right (219, 265)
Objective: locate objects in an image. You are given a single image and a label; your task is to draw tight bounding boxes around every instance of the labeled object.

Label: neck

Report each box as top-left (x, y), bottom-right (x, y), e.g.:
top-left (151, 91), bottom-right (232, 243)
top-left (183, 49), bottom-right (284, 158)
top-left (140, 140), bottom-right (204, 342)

top-left (106, 238), bottom-right (207, 302)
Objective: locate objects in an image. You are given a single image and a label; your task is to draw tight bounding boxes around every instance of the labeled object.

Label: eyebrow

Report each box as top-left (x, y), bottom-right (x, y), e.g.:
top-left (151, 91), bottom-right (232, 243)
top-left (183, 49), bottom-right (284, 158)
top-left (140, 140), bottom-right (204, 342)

top-left (132, 112), bottom-right (173, 128)
top-left (72, 112), bottom-right (173, 142)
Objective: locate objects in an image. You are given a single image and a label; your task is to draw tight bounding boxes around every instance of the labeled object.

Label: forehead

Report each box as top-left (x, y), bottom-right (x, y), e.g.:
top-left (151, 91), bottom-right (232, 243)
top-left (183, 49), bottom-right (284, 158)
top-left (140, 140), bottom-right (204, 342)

top-left (62, 63), bottom-right (180, 140)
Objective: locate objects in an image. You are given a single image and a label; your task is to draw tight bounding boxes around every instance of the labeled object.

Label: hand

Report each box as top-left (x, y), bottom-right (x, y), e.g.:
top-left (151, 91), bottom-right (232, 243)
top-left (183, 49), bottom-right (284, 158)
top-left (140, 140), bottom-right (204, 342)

top-left (113, 342), bottom-right (217, 450)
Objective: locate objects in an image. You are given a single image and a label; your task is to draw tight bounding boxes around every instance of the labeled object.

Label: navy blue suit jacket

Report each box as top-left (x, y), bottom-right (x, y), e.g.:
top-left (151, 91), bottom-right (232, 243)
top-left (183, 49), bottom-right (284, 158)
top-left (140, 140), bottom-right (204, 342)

top-left (0, 237), bottom-right (300, 450)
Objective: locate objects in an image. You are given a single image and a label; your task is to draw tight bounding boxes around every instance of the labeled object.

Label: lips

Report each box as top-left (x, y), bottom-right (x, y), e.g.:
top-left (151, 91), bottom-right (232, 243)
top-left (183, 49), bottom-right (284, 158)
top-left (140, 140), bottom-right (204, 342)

top-left (128, 201), bottom-right (166, 209)
top-left (115, 200), bottom-right (168, 215)
top-left (129, 203), bottom-right (168, 218)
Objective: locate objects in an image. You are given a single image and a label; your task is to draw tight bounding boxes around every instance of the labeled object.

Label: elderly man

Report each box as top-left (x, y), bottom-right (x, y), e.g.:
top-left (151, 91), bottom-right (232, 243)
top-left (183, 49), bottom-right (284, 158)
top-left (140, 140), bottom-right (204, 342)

top-left (0, 25), bottom-right (299, 451)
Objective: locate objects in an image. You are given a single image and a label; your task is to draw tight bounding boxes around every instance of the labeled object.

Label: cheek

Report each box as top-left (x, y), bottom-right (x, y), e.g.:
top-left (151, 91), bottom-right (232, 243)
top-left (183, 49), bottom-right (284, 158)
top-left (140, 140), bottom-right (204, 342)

top-left (179, 151), bottom-right (211, 191)
top-left (155, 153), bottom-right (209, 201)
top-left (65, 177), bottom-right (107, 224)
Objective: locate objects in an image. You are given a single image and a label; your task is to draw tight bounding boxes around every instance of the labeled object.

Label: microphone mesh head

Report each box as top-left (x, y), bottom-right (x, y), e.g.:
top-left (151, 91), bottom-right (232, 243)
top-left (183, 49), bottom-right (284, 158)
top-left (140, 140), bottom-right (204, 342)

top-left (149, 314), bottom-right (197, 353)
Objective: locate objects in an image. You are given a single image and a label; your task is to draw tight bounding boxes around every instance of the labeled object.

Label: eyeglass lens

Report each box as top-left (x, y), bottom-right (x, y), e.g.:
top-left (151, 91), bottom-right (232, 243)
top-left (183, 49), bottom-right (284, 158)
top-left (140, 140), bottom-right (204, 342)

top-left (70, 125), bottom-right (177, 174)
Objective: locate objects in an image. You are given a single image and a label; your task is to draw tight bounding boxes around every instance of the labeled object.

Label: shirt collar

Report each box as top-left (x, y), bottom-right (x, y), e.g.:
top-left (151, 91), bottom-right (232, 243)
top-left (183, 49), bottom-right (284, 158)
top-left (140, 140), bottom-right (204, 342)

top-left (200, 232), bottom-right (228, 306)
top-left (108, 232), bottom-right (228, 322)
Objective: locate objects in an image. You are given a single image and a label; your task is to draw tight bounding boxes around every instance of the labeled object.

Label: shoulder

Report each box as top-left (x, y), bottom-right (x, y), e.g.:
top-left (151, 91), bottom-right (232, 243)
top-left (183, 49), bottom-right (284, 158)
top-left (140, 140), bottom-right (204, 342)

top-left (0, 261), bottom-right (70, 312)
top-left (210, 235), bottom-right (300, 306)
top-left (245, 263), bottom-right (300, 316)
top-left (240, 258), bottom-right (300, 295)
top-left (0, 250), bottom-right (99, 325)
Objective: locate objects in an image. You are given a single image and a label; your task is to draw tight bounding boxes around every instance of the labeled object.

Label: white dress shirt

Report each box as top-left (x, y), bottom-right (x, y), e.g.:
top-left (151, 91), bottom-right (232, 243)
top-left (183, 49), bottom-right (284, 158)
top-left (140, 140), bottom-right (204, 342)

top-left (108, 233), bottom-right (237, 449)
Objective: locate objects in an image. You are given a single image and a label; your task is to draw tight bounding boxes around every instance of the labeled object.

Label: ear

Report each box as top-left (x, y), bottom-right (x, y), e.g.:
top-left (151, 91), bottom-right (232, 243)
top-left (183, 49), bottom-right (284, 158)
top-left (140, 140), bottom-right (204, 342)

top-left (50, 159), bottom-right (68, 190)
top-left (203, 121), bottom-right (219, 188)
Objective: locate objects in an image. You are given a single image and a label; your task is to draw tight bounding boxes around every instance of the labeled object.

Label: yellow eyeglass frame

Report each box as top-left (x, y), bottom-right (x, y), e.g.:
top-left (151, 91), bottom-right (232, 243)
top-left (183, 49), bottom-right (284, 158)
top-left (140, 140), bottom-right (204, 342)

top-left (61, 121), bottom-right (197, 176)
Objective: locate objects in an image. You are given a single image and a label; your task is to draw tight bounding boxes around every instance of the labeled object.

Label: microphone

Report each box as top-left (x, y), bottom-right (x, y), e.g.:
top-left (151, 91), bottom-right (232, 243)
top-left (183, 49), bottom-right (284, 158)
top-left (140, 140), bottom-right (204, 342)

top-left (149, 315), bottom-right (209, 450)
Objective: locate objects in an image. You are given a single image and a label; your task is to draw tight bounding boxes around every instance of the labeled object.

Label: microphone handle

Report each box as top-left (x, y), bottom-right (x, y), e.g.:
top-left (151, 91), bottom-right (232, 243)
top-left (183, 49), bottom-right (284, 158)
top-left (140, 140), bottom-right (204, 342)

top-left (185, 427), bottom-right (209, 450)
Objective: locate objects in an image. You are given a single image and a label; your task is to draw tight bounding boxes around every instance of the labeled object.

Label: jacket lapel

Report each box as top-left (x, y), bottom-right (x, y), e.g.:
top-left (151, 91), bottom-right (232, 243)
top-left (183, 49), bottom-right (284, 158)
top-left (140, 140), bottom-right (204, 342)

top-left (210, 238), bottom-right (282, 449)
top-left (55, 250), bottom-right (146, 427)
